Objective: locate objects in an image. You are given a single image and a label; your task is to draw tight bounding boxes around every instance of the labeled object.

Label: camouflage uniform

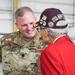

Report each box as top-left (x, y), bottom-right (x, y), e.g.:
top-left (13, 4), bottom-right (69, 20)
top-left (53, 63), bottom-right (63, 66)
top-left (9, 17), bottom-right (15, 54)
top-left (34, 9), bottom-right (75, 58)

top-left (0, 31), bottom-right (46, 75)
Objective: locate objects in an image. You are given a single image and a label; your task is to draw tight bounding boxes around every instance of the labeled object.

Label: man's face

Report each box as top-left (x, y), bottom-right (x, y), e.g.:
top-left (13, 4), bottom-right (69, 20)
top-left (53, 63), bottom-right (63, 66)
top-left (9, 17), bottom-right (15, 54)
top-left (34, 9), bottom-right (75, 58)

top-left (16, 12), bottom-right (37, 39)
top-left (40, 29), bottom-right (51, 45)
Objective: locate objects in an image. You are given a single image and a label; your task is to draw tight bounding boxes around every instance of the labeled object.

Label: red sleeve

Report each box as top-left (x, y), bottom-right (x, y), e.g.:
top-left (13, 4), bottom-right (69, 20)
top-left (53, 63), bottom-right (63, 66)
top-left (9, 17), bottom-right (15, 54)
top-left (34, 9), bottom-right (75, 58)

top-left (40, 45), bottom-right (63, 75)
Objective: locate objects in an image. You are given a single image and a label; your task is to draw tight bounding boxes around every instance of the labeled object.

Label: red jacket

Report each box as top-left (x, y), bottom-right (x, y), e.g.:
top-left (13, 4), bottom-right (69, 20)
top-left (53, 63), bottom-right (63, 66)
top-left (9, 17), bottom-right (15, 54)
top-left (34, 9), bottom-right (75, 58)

top-left (40, 36), bottom-right (75, 75)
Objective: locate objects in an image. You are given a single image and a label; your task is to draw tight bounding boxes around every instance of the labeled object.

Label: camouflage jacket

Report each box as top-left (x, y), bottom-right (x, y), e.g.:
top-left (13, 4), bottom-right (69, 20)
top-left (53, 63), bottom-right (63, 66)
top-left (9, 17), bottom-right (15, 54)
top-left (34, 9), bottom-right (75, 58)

top-left (0, 31), bottom-right (46, 75)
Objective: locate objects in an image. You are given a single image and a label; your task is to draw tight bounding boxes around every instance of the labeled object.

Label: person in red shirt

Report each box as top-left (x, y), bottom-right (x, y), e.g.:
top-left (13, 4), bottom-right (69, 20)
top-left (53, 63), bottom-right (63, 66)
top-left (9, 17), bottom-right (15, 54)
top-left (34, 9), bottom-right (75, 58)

top-left (34, 8), bottom-right (75, 75)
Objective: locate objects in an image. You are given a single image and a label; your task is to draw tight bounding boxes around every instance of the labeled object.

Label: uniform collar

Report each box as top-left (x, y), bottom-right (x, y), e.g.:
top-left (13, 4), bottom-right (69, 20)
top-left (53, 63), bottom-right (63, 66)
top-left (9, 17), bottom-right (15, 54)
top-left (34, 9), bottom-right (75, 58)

top-left (13, 31), bottom-right (40, 47)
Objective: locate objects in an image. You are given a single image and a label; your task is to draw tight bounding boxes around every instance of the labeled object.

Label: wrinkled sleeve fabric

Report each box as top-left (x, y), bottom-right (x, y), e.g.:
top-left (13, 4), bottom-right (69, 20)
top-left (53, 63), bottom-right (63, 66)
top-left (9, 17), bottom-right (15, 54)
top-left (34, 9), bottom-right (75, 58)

top-left (40, 45), bottom-right (63, 75)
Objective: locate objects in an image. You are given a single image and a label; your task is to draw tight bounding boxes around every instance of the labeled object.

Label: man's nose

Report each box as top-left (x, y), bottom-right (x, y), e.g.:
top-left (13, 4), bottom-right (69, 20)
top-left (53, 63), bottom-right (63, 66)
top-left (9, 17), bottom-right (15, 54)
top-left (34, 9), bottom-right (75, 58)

top-left (27, 24), bottom-right (33, 29)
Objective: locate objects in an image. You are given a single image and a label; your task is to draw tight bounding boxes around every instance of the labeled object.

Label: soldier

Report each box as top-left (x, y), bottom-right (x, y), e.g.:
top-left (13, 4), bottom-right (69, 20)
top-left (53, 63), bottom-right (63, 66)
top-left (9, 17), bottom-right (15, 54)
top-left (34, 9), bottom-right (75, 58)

top-left (0, 7), bottom-right (46, 75)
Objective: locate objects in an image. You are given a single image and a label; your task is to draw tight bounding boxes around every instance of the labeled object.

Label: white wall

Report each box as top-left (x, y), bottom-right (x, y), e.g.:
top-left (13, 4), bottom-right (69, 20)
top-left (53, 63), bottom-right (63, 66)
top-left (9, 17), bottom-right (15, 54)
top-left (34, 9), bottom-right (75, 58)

top-left (0, 0), bottom-right (14, 38)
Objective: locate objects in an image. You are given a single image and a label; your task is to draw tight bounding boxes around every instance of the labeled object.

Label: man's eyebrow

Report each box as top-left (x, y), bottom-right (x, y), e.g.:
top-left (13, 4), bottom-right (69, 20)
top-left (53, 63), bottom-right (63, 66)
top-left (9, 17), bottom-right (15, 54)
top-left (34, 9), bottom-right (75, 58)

top-left (21, 24), bottom-right (27, 26)
top-left (30, 22), bottom-right (34, 24)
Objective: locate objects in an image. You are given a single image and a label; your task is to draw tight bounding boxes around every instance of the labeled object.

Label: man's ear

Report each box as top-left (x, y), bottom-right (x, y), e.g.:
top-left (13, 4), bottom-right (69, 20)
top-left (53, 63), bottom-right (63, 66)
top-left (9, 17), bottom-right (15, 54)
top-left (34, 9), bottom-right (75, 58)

top-left (15, 23), bottom-right (18, 29)
top-left (41, 29), bottom-right (51, 45)
top-left (40, 29), bottom-right (48, 38)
